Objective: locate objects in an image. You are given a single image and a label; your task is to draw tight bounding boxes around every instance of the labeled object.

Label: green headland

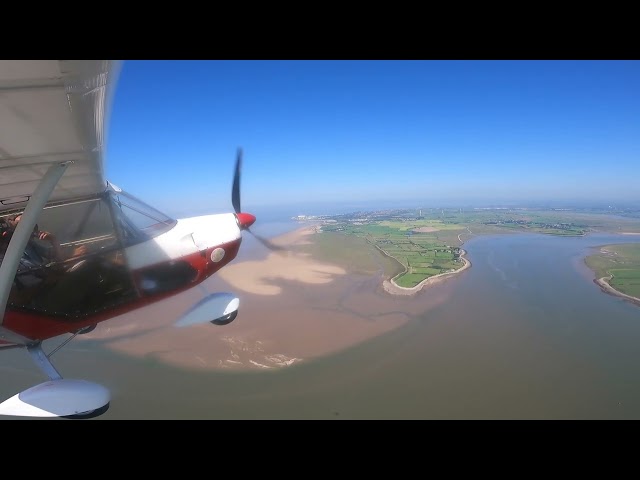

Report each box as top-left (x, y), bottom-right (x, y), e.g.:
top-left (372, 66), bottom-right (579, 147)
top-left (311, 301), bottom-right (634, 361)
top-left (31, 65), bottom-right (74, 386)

top-left (295, 206), bottom-right (640, 293)
top-left (585, 242), bottom-right (640, 300)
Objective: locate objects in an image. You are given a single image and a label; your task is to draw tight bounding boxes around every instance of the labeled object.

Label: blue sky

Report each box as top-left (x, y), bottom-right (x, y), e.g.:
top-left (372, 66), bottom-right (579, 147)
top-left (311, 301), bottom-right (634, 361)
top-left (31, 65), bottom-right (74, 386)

top-left (105, 60), bottom-right (640, 218)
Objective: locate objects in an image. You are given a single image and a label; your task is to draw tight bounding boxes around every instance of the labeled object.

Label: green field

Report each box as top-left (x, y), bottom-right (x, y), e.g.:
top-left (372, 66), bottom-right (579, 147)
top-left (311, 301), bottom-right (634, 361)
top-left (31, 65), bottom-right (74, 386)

top-left (609, 270), bottom-right (640, 298)
top-left (321, 220), bottom-right (465, 288)
top-left (585, 244), bottom-right (640, 298)
top-left (390, 208), bottom-right (640, 236)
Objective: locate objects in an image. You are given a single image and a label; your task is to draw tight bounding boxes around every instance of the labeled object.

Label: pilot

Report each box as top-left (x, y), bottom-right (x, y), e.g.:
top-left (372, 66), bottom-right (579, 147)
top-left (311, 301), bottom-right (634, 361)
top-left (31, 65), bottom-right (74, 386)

top-left (3, 213), bottom-right (87, 266)
top-left (1, 213), bottom-right (88, 292)
top-left (2, 213), bottom-right (133, 317)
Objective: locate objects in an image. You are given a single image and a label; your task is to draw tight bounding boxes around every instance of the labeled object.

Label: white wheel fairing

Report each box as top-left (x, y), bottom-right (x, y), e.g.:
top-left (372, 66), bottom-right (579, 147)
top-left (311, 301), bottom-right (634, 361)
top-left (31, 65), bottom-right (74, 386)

top-left (175, 292), bottom-right (240, 327)
top-left (0, 379), bottom-right (110, 418)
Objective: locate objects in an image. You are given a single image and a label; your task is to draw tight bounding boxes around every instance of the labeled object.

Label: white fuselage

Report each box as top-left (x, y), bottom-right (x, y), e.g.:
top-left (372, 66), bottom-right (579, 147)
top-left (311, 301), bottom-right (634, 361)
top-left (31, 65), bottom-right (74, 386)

top-left (125, 213), bottom-right (241, 269)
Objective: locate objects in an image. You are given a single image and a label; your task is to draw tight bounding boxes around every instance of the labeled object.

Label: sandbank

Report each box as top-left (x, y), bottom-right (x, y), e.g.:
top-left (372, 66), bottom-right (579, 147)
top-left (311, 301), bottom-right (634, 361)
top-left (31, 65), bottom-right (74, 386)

top-left (80, 225), bottom-right (414, 372)
top-left (216, 226), bottom-right (344, 295)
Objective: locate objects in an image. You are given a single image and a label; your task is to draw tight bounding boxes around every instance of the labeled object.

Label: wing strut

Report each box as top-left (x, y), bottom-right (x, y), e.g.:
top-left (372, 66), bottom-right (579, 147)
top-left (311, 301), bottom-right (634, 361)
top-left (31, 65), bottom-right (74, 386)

top-left (0, 161), bottom-right (72, 326)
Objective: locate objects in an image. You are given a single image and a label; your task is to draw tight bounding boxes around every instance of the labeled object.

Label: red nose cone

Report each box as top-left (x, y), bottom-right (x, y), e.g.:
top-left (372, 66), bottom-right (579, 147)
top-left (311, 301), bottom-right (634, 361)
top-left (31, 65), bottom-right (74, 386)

top-left (236, 212), bottom-right (256, 229)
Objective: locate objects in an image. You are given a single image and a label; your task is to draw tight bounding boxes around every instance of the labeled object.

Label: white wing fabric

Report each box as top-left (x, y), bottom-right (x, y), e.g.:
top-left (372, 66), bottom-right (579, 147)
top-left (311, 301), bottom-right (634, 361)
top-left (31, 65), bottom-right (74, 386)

top-left (0, 60), bottom-right (121, 212)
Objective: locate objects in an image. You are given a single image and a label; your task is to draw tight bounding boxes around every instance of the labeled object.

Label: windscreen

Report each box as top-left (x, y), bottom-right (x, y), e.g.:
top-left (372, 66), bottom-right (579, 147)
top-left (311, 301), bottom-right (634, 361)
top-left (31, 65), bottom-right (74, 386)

top-left (109, 190), bottom-right (176, 247)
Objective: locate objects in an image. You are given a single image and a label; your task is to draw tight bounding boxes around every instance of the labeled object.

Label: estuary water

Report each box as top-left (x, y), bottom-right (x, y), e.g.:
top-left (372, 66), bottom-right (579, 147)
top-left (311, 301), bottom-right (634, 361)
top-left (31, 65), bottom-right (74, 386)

top-left (2, 231), bottom-right (640, 419)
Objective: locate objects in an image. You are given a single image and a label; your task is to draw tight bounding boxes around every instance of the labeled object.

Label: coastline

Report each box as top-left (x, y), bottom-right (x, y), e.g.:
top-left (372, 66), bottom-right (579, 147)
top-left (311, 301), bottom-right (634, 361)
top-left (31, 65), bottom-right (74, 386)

top-left (264, 224), bottom-right (472, 298)
top-left (594, 275), bottom-right (640, 307)
top-left (382, 249), bottom-right (471, 296)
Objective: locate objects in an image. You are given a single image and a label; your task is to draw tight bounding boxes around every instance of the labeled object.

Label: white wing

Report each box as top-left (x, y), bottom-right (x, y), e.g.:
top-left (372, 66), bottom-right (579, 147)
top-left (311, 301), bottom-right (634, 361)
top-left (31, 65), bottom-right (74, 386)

top-left (0, 60), bottom-right (121, 213)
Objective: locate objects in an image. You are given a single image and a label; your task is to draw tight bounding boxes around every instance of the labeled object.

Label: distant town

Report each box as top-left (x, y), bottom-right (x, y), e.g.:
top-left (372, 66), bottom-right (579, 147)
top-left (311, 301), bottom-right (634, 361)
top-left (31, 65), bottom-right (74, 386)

top-left (293, 205), bottom-right (640, 227)
top-left (291, 205), bottom-right (640, 236)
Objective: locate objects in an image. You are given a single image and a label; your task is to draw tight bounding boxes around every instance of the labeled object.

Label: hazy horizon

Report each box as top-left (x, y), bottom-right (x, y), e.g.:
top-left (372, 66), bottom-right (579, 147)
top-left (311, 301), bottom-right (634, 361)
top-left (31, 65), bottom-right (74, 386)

top-left (164, 197), bottom-right (640, 223)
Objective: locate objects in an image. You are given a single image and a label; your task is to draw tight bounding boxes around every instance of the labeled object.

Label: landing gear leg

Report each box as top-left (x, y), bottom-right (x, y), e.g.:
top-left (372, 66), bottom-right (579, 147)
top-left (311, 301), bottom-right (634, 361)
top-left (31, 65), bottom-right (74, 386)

top-left (27, 342), bottom-right (62, 380)
top-left (26, 340), bottom-right (110, 419)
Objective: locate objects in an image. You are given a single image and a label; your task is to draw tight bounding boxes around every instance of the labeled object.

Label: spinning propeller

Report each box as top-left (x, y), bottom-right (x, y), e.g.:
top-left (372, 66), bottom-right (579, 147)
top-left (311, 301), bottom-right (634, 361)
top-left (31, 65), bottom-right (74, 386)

top-left (232, 148), bottom-right (284, 252)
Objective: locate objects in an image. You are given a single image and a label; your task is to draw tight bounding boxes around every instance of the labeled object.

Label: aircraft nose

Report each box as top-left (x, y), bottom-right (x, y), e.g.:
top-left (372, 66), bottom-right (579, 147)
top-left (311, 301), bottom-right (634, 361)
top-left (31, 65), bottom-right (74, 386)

top-left (235, 212), bottom-right (256, 230)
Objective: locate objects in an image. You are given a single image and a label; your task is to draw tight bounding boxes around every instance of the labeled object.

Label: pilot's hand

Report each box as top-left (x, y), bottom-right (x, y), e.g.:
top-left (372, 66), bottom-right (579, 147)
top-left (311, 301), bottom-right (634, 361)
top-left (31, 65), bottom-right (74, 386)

top-left (37, 231), bottom-right (56, 242)
top-left (72, 245), bottom-right (88, 257)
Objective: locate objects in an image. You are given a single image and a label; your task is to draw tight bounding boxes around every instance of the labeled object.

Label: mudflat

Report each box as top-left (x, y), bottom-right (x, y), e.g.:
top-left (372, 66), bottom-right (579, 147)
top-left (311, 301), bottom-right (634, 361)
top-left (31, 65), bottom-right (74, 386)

top-left (81, 226), bottom-right (454, 371)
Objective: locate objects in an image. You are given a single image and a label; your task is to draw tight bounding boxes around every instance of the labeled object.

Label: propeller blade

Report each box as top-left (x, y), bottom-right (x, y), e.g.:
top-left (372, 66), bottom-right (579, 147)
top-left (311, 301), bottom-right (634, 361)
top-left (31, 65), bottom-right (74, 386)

top-left (230, 147), bottom-right (283, 253)
top-left (247, 227), bottom-right (286, 252)
top-left (231, 148), bottom-right (242, 214)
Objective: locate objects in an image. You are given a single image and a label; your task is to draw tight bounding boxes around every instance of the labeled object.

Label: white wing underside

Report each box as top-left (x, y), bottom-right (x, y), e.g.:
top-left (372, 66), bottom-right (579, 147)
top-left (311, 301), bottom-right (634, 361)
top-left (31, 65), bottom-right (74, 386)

top-left (0, 60), bottom-right (120, 213)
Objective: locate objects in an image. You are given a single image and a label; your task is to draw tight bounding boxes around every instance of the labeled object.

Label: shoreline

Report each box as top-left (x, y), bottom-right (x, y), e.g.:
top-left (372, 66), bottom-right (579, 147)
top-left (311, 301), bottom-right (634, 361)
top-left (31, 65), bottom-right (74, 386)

top-left (586, 244), bottom-right (640, 308)
top-left (359, 234), bottom-right (471, 297)
top-left (382, 249), bottom-right (471, 296)
top-left (594, 275), bottom-right (640, 308)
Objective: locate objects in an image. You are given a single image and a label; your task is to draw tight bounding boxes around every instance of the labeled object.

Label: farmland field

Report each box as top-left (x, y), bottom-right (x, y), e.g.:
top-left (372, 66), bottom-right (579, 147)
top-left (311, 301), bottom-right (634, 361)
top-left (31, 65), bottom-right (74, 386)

top-left (585, 243), bottom-right (640, 298)
top-left (321, 220), bottom-right (465, 287)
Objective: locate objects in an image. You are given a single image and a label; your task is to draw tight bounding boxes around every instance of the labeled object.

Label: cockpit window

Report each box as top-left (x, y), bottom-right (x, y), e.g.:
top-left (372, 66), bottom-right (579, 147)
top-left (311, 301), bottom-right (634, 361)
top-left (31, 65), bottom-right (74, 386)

top-left (1, 187), bottom-right (176, 319)
top-left (2, 195), bottom-right (138, 319)
top-left (109, 190), bottom-right (176, 247)
top-left (39, 198), bottom-right (117, 252)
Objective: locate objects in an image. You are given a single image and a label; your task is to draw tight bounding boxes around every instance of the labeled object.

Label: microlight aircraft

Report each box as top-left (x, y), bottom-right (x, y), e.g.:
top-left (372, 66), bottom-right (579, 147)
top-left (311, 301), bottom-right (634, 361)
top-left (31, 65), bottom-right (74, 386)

top-left (0, 60), bottom-right (275, 418)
